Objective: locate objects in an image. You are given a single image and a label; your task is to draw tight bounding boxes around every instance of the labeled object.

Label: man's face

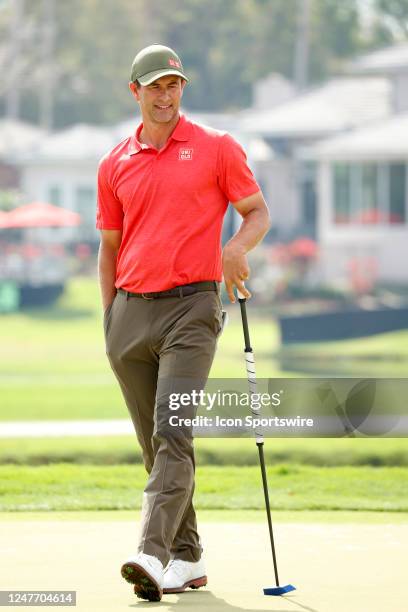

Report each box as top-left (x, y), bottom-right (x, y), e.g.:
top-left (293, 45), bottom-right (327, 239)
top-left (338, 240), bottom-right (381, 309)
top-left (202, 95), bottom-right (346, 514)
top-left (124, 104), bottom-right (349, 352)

top-left (129, 75), bottom-right (186, 124)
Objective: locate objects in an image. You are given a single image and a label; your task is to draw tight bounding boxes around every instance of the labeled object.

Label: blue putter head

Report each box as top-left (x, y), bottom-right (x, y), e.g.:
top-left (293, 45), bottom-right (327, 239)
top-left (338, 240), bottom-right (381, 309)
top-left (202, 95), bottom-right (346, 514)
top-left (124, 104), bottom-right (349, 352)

top-left (263, 584), bottom-right (296, 596)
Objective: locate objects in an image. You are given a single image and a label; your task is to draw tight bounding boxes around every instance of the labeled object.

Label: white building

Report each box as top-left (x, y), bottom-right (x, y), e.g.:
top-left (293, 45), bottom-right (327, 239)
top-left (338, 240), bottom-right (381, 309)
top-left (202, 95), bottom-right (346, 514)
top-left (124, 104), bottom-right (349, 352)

top-left (239, 76), bottom-right (391, 242)
top-left (293, 43), bottom-right (408, 285)
top-left (302, 112), bottom-right (408, 283)
top-left (0, 119), bottom-right (46, 190)
top-left (11, 124), bottom-right (116, 242)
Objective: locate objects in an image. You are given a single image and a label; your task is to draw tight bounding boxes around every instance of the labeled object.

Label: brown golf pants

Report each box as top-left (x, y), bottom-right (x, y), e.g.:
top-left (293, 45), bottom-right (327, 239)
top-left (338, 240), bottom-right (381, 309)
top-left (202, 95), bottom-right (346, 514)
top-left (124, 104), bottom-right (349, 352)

top-left (103, 284), bottom-right (223, 566)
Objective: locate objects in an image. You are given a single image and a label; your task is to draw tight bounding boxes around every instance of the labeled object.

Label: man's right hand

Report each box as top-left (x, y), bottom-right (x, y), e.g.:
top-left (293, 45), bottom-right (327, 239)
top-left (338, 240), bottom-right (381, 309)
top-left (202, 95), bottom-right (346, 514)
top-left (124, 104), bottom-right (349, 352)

top-left (98, 229), bottom-right (122, 311)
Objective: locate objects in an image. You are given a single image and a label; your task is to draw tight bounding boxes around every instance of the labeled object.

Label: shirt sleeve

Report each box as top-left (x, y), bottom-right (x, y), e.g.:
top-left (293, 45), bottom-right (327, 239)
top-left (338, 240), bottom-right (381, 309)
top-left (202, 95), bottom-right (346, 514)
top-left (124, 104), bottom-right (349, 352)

top-left (216, 133), bottom-right (261, 203)
top-left (96, 157), bottom-right (124, 230)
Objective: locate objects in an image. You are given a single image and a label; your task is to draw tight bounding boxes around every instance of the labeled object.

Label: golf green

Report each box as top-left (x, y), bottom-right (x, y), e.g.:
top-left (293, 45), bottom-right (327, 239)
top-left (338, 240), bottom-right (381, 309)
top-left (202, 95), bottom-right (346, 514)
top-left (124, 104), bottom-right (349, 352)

top-left (1, 515), bottom-right (406, 611)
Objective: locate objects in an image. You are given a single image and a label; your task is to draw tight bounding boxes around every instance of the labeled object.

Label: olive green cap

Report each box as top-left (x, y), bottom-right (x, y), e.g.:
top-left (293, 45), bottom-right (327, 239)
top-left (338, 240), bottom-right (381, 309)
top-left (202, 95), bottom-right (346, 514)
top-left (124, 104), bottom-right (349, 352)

top-left (130, 44), bottom-right (189, 86)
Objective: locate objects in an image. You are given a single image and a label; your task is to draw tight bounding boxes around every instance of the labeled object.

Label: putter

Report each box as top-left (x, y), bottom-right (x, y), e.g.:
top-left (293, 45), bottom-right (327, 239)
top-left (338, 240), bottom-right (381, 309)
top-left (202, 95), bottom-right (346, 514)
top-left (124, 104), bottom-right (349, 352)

top-left (237, 288), bottom-right (296, 596)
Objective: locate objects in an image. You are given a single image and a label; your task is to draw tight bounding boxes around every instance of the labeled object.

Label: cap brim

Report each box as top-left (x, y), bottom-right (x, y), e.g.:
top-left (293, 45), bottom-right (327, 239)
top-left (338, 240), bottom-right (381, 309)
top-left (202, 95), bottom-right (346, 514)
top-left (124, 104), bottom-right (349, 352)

top-left (136, 69), bottom-right (189, 86)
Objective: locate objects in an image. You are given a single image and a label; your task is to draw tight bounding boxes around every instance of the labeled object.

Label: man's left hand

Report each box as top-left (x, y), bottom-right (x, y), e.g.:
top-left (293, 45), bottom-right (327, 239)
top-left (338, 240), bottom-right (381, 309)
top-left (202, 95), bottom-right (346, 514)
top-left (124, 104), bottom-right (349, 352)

top-left (222, 243), bottom-right (251, 303)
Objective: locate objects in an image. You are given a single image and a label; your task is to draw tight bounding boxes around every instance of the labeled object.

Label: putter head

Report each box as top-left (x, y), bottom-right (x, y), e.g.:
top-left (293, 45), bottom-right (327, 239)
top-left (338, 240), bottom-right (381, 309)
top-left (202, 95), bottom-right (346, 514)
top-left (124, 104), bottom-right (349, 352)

top-left (263, 584), bottom-right (296, 596)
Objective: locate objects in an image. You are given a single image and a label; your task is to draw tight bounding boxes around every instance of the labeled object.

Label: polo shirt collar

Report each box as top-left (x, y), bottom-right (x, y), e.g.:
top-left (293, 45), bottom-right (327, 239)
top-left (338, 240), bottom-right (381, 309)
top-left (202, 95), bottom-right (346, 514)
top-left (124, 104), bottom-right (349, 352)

top-left (128, 113), bottom-right (191, 155)
top-left (171, 113), bottom-right (191, 142)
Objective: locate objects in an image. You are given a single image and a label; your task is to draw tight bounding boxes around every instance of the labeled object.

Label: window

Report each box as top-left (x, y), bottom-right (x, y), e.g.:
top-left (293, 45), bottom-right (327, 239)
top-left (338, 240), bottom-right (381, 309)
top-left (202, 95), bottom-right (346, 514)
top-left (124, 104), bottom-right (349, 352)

top-left (300, 162), bottom-right (317, 237)
top-left (48, 185), bottom-right (62, 206)
top-left (333, 164), bottom-right (351, 223)
top-left (389, 164), bottom-right (406, 224)
top-left (332, 162), bottom-right (406, 226)
top-left (75, 186), bottom-right (97, 240)
top-left (360, 164), bottom-right (379, 224)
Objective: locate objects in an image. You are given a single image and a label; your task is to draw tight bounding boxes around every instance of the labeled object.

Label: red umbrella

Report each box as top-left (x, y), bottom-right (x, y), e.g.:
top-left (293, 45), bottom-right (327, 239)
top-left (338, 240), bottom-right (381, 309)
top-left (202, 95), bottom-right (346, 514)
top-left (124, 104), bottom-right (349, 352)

top-left (0, 210), bottom-right (10, 228)
top-left (269, 243), bottom-right (291, 265)
top-left (289, 237), bottom-right (318, 259)
top-left (1, 202), bottom-right (81, 228)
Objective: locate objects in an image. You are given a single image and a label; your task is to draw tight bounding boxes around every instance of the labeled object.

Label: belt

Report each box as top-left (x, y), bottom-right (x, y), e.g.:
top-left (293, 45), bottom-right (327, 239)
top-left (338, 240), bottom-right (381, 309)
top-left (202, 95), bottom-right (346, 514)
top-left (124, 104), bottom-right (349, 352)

top-left (118, 281), bottom-right (219, 300)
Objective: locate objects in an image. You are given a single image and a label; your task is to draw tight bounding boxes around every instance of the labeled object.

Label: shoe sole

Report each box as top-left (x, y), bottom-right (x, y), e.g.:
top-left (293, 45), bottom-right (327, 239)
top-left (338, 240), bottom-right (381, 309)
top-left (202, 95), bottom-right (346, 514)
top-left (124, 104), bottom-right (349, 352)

top-left (163, 575), bottom-right (208, 594)
top-left (120, 561), bottom-right (162, 602)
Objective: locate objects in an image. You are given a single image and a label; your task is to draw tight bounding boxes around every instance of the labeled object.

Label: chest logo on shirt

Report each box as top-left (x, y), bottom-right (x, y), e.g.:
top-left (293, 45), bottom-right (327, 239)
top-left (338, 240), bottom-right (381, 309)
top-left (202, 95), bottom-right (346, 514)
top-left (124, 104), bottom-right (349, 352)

top-left (179, 148), bottom-right (193, 160)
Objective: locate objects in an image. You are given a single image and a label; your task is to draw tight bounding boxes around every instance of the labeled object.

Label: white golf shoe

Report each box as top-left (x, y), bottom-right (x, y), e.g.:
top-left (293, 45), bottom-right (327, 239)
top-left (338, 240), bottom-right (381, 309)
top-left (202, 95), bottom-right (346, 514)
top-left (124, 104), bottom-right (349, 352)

top-left (163, 557), bottom-right (207, 593)
top-left (120, 552), bottom-right (164, 601)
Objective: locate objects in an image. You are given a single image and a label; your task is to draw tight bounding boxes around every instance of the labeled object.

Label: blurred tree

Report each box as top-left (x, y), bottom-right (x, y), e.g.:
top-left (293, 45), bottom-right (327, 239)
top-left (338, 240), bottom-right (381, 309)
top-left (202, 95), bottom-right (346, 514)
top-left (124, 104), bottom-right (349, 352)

top-left (310, 0), bottom-right (361, 78)
top-left (0, 0), bottom-right (407, 127)
top-left (374, 0), bottom-right (408, 37)
top-left (52, 0), bottom-right (143, 125)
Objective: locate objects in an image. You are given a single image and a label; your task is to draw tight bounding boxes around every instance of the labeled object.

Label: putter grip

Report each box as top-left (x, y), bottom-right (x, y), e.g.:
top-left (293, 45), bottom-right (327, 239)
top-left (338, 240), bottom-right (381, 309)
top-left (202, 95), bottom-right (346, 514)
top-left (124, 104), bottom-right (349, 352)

top-left (237, 288), bottom-right (246, 300)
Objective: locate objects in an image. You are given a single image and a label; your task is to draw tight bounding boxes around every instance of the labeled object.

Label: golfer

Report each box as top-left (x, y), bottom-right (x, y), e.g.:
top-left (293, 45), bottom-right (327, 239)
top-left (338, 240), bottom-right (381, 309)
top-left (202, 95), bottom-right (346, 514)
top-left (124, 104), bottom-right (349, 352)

top-left (96, 44), bottom-right (270, 601)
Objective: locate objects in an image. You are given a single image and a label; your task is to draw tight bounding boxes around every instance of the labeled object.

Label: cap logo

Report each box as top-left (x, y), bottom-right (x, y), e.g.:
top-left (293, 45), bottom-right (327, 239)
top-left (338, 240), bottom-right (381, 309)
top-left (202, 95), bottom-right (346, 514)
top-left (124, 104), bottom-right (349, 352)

top-left (168, 58), bottom-right (181, 68)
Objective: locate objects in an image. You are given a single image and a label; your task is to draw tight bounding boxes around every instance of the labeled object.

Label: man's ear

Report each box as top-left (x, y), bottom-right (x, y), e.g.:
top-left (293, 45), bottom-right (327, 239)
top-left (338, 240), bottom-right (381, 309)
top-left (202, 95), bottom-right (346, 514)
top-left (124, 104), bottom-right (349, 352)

top-left (180, 79), bottom-right (187, 96)
top-left (129, 81), bottom-right (140, 100)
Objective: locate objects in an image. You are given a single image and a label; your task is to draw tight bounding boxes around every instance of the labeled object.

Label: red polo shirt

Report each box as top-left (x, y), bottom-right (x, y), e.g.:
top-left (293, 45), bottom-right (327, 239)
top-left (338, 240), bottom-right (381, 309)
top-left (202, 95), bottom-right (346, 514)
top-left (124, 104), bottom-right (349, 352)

top-left (96, 113), bottom-right (260, 292)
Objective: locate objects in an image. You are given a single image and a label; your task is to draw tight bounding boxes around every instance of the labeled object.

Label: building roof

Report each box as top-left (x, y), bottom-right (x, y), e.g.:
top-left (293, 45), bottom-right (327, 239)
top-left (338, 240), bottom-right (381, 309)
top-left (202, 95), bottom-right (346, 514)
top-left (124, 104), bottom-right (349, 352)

top-left (348, 43), bottom-right (408, 75)
top-left (239, 77), bottom-right (391, 138)
top-left (12, 124), bottom-right (116, 164)
top-left (301, 112), bottom-right (408, 160)
top-left (252, 72), bottom-right (296, 110)
top-left (11, 111), bottom-right (268, 165)
top-left (0, 119), bottom-right (46, 157)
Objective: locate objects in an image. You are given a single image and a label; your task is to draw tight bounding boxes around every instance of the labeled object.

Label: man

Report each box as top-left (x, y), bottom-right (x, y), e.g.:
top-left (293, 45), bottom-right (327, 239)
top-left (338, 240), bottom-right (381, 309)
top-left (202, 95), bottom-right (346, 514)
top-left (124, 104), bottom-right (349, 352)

top-left (97, 44), bottom-right (270, 602)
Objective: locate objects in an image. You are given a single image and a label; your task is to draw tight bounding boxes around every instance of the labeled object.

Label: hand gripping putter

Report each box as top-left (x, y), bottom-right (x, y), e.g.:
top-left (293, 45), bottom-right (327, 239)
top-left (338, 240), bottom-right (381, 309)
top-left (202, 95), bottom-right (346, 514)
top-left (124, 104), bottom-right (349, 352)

top-left (237, 288), bottom-right (296, 596)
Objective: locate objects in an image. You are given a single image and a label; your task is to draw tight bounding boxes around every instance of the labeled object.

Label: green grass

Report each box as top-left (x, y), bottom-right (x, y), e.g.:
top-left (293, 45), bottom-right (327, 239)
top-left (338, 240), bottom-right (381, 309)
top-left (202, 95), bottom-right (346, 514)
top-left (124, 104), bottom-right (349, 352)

top-left (1, 276), bottom-right (408, 421)
top-left (0, 383), bottom-right (126, 421)
top-left (1, 436), bottom-right (407, 467)
top-left (0, 463), bottom-right (406, 513)
top-left (0, 277), bottom-right (288, 422)
top-left (1, 509), bottom-right (407, 524)
top-left (2, 278), bottom-right (407, 520)
top-left (280, 329), bottom-right (408, 376)
top-left (1, 276), bottom-right (408, 474)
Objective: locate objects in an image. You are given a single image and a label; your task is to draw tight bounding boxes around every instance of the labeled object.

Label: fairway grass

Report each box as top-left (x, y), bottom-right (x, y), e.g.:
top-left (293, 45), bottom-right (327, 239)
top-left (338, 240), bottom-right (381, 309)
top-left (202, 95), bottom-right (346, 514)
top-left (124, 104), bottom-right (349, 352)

top-left (2, 277), bottom-right (408, 421)
top-left (1, 435), bottom-right (407, 467)
top-left (1, 464), bottom-right (407, 513)
top-left (1, 509), bottom-right (407, 524)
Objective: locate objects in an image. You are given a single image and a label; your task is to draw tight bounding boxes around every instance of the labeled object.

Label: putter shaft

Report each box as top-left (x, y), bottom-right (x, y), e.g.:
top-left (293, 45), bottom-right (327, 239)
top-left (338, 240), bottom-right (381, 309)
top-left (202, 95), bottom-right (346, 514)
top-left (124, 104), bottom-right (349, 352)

top-left (238, 294), bottom-right (280, 587)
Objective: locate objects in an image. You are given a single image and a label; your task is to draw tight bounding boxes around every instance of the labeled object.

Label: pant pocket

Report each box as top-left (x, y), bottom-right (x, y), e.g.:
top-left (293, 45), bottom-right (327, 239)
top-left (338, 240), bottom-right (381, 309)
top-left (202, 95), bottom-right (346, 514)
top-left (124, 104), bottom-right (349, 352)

top-left (219, 309), bottom-right (228, 336)
top-left (103, 295), bottom-right (116, 335)
top-left (213, 294), bottom-right (225, 337)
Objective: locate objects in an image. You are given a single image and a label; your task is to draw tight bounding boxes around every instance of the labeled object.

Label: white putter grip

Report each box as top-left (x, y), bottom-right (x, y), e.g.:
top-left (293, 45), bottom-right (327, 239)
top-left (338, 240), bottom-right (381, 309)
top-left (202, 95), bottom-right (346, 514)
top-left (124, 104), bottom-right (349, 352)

top-left (247, 355), bottom-right (263, 444)
top-left (237, 284), bottom-right (263, 442)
